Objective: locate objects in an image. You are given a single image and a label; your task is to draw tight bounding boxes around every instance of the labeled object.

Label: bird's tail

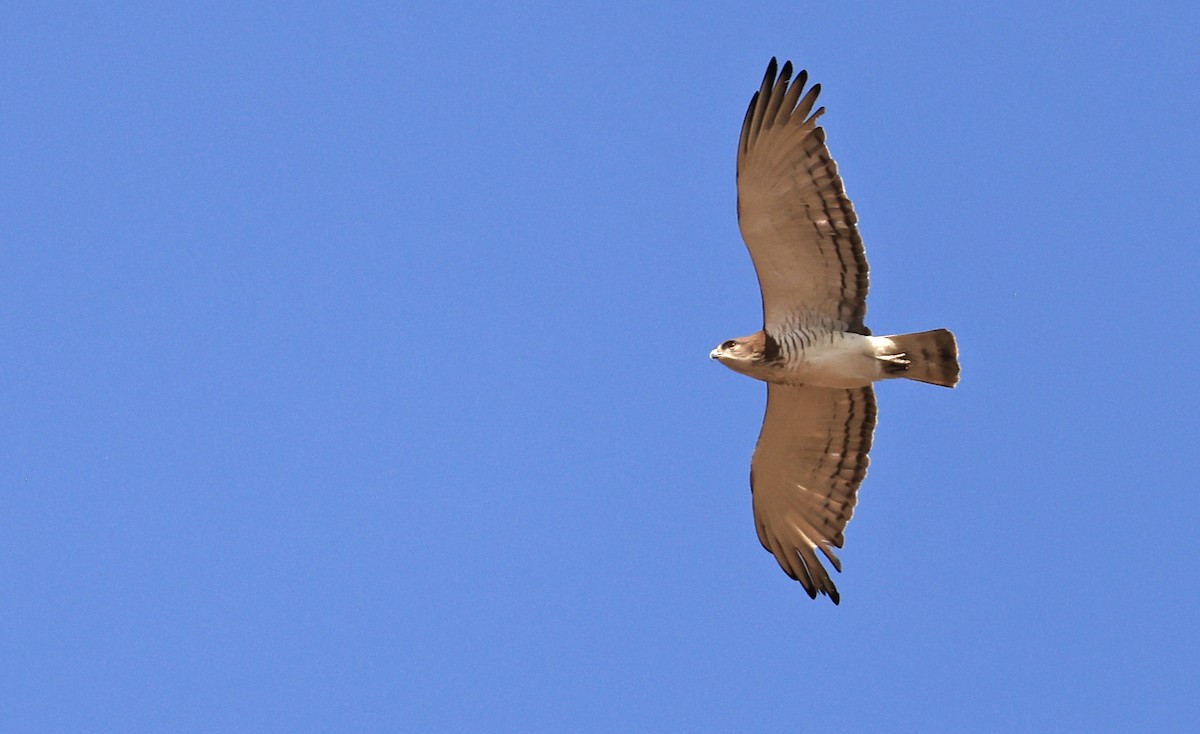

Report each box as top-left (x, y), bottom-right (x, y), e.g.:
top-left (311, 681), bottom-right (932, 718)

top-left (878, 329), bottom-right (960, 387)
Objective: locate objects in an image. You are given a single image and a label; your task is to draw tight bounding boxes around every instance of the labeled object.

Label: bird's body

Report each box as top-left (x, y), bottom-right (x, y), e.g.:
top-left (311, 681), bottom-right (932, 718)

top-left (714, 327), bottom-right (878, 388)
top-left (712, 58), bottom-right (960, 604)
top-left (713, 326), bottom-right (958, 389)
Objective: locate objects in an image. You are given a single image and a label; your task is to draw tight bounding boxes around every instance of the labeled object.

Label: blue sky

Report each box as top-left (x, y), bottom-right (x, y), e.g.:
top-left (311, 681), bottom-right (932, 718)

top-left (4, 2), bottom-right (1198, 731)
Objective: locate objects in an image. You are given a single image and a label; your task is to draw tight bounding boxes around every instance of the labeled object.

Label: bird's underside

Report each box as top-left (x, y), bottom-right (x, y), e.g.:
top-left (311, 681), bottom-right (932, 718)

top-left (711, 58), bottom-right (959, 604)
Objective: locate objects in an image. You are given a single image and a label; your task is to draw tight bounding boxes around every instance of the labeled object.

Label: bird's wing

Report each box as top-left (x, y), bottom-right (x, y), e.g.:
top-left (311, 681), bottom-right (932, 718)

top-left (737, 58), bottom-right (870, 335)
top-left (750, 383), bottom-right (876, 604)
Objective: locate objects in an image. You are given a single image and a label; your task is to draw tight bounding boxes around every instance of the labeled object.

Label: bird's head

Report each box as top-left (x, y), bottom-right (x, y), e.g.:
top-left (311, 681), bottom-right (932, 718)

top-left (710, 332), bottom-right (769, 376)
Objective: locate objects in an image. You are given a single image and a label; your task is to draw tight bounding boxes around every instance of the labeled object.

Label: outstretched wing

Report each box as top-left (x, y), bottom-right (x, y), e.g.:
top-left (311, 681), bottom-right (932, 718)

top-left (750, 383), bottom-right (876, 604)
top-left (737, 58), bottom-right (870, 335)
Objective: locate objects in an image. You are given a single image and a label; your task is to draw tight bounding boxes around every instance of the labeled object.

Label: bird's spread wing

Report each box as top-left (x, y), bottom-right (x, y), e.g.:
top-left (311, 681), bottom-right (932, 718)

top-left (737, 58), bottom-right (870, 335)
top-left (750, 383), bottom-right (876, 604)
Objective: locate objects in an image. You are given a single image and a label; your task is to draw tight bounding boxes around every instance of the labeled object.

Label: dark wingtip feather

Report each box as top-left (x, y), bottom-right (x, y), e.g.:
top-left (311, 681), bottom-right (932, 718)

top-left (744, 90), bottom-right (760, 121)
top-left (747, 58), bottom-right (780, 144)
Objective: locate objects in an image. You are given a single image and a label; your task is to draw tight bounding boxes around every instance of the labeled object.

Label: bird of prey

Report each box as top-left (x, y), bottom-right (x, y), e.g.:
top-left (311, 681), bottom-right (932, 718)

top-left (710, 58), bottom-right (960, 604)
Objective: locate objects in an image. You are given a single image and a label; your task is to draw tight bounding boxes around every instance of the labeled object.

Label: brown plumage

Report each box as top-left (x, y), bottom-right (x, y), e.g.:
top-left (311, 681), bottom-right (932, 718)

top-left (711, 59), bottom-right (960, 603)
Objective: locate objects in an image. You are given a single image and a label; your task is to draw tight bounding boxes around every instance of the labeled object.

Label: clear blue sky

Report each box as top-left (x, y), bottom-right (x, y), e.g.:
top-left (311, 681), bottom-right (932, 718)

top-left (4, 2), bottom-right (1198, 731)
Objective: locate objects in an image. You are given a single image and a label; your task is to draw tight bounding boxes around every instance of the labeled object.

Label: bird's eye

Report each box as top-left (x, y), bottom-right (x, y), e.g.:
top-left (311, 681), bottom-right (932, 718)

top-left (721, 340), bottom-right (736, 350)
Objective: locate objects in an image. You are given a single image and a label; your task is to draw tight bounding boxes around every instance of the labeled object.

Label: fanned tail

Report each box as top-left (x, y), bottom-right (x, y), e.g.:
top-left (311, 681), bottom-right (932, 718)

top-left (879, 329), bottom-right (960, 387)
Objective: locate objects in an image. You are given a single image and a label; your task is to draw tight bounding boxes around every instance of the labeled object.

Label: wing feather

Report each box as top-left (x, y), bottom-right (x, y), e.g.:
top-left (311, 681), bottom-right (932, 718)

top-left (762, 60), bottom-right (793, 128)
top-left (775, 70), bottom-right (807, 127)
top-left (750, 383), bottom-right (876, 604)
top-left (737, 59), bottom-right (870, 335)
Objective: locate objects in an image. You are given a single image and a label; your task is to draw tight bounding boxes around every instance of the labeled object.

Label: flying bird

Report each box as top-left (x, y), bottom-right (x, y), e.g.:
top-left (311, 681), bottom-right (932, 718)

top-left (711, 58), bottom-right (960, 604)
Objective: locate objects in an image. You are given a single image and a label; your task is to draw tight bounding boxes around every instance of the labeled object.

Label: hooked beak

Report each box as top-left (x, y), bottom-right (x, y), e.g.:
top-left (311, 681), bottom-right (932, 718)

top-left (709, 349), bottom-right (720, 360)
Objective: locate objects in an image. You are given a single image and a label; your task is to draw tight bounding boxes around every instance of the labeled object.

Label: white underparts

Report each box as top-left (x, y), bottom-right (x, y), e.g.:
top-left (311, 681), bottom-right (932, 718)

top-left (771, 331), bottom-right (883, 388)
